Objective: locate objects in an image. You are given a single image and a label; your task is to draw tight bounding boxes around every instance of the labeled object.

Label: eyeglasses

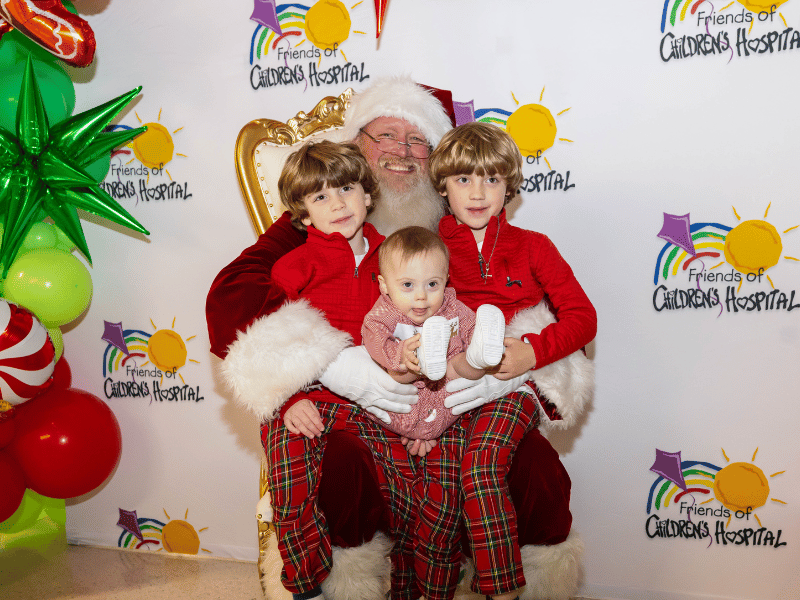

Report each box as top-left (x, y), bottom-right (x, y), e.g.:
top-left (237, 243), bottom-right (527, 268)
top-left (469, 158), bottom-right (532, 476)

top-left (359, 128), bottom-right (432, 159)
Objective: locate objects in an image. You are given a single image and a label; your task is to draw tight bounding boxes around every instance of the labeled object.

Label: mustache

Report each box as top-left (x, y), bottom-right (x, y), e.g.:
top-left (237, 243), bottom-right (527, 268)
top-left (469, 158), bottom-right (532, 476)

top-left (377, 155), bottom-right (419, 170)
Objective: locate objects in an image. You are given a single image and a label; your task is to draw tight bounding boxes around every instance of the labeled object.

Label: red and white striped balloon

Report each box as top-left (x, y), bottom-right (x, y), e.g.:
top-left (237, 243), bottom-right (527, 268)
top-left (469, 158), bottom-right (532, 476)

top-left (0, 300), bottom-right (56, 405)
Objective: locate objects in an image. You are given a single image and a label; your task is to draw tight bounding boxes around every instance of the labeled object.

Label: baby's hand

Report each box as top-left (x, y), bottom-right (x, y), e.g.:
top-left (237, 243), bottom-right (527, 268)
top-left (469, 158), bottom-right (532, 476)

top-left (401, 436), bottom-right (437, 457)
top-left (283, 399), bottom-right (324, 438)
top-left (401, 333), bottom-right (422, 374)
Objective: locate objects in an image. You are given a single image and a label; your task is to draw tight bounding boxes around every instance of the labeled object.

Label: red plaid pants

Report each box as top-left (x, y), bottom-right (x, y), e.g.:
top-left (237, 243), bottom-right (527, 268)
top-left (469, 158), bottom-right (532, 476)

top-left (424, 390), bottom-right (540, 597)
top-left (262, 402), bottom-right (419, 599)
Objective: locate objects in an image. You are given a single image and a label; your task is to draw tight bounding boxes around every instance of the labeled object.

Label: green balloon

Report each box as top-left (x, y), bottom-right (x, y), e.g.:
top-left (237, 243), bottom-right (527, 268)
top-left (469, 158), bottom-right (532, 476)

top-left (19, 222), bottom-right (59, 253)
top-left (3, 248), bottom-right (92, 326)
top-left (0, 56), bottom-right (75, 134)
top-left (46, 325), bottom-right (64, 362)
top-left (0, 30), bottom-right (64, 70)
top-left (83, 152), bottom-right (112, 182)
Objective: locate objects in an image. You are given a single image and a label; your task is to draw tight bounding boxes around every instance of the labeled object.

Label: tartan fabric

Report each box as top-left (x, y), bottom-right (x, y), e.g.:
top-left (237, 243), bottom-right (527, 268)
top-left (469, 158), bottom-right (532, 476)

top-left (414, 417), bottom-right (469, 600)
top-left (457, 390), bottom-right (540, 596)
top-left (262, 401), bottom-right (418, 598)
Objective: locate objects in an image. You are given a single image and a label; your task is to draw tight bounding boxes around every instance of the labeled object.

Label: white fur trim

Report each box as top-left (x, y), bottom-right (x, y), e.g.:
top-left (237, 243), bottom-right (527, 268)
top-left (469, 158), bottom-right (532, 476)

top-left (259, 531), bottom-right (293, 600)
top-left (342, 75), bottom-right (453, 147)
top-left (256, 490), bottom-right (273, 523)
top-left (505, 303), bottom-right (595, 430)
top-left (259, 533), bottom-right (391, 600)
top-left (221, 299), bottom-right (352, 421)
top-left (321, 533), bottom-right (392, 600)
top-left (455, 530), bottom-right (584, 600)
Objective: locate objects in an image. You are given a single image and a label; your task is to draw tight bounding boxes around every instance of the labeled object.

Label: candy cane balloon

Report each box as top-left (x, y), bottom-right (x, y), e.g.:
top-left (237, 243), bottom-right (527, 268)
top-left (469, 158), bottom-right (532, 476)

top-left (0, 299), bottom-right (56, 405)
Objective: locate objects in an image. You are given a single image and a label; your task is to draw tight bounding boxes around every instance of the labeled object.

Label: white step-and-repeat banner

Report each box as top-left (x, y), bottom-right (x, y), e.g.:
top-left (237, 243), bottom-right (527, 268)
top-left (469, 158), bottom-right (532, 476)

top-left (49, 1), bottom-right (800, 598)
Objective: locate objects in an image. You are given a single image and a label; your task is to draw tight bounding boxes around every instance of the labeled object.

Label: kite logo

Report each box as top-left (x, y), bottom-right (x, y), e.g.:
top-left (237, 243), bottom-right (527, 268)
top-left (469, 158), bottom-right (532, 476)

top-left (458, 87), bottom-right (576, 194)
top-left (117, 507), bottom-right (210, 554)
top-left (100, 109), bottom-right (191, 205)
top-left (249, 0), bottom-right (372, 91)
top-left (646, 448), bottom-right (787, 548)
top-left (659, 0), bottom-right (800, 63)
top-left (101, 318), bottom-right (203, 404)
top-left (652, 207), bottom-right (800, 314)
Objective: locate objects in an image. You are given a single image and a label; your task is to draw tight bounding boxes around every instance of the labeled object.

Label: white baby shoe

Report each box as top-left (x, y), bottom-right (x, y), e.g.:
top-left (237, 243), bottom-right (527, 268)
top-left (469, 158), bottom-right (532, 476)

top-left (466, 304), bottom-right (505, 369)
top-left (417, 316), bottom-right (450, 381)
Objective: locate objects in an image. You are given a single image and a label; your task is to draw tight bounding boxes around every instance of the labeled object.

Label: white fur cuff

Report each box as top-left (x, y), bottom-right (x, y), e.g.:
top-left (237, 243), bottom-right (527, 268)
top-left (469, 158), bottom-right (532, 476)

top-left (221, 299), bottom-right (353, 421)
top-left (506, 303), bottom-right (595, 430)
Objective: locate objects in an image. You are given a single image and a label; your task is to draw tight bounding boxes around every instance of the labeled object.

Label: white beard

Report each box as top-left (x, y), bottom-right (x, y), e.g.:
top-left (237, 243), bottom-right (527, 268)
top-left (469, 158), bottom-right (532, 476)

top-left (366, 175), bottom-right (446, 237)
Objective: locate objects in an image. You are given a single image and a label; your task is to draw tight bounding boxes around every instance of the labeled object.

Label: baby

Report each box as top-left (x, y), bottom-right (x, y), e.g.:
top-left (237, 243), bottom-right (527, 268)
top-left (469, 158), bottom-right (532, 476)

top-left (361, 226), bottom-right (505, 455)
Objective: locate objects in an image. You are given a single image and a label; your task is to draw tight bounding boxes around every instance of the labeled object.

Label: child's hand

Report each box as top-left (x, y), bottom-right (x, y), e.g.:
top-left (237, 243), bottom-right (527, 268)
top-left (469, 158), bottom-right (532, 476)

top-left (401, 436), bottom-right (437, 457)
top-left (401, 333), bottom-right (421, 374)
top-left (493, 337), bottom-right (536, 380)
top-left (283, 399), bottom-right (324, 438)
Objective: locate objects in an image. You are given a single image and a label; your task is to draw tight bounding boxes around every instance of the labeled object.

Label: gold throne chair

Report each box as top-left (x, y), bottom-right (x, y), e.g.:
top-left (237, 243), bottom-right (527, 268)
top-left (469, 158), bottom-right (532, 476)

top-left (234, 89), bottom-right (353, 600)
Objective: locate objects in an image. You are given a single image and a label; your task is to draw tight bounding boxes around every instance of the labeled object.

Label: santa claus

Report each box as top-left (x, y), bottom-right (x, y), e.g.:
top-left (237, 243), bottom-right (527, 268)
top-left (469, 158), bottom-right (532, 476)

top-left (207, 76), bottom-right (592, 600)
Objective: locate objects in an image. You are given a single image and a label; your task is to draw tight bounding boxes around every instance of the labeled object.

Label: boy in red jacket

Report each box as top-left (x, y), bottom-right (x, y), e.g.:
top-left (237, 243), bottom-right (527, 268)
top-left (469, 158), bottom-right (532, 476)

top-left (428, 123), bottom-right (597, 600)
top-left (262, 140), bottom-right (418, 600)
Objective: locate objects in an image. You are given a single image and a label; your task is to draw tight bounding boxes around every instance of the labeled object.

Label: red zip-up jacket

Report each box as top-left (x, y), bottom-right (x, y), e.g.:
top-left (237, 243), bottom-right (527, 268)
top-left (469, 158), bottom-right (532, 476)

top-left (271, 222), bottom-right (384, 417)
top-left (439, 210), bottom-right (596, 370)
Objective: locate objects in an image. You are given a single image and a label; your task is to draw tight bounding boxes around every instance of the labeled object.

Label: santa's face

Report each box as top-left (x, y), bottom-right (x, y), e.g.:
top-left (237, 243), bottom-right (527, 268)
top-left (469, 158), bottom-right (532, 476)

top-left (356, 117), bottom-right (430, 194)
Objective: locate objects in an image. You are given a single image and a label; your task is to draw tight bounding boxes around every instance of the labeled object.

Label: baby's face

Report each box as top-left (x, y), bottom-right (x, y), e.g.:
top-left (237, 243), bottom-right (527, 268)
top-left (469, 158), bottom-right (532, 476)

top-left (379, 249), bottom-right (448, 325)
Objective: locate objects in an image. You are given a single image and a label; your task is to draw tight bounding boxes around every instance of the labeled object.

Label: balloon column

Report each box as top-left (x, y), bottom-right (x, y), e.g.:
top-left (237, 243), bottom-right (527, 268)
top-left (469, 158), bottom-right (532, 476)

top-left (0, 4), bottom-right (144, 525)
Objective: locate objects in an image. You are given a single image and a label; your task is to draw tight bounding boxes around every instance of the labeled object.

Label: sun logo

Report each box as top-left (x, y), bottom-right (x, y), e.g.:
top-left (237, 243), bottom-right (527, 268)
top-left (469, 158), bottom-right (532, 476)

top-left (504, 87), bottom-right (573, 171)
top-left (126, 109), bottom-right (186, 182)
top-left (159, 508), bottom-right (211, 554)
top-left (250, 0), bottom-right (366, 64)
top-left (142, 317), bottom-right (199, 384)
top-left (730, 0), bottom-right (791, 31)
top-left (715, 204), bottom-right (799, 292)
top-left (703, 447), bottom-right (786, 528)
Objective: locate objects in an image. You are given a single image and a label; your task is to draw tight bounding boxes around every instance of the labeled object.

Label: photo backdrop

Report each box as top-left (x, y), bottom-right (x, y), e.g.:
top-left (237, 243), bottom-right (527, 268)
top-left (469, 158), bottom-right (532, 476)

top-left (50, 1), bottom-right (800, 598)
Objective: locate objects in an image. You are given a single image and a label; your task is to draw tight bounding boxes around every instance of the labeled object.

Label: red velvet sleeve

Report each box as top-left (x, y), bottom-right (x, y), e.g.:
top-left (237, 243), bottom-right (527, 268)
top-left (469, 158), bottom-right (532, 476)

top-left (206, 212), bottom-right (306, 358)
top-left (521, 233), bottom-right (597, 369)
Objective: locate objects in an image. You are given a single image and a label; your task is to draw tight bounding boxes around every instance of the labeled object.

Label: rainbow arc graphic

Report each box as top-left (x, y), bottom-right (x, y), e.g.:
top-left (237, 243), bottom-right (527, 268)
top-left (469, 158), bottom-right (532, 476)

top-left (118, 516), bottom-right (166, 550)
top-left (647, 460), bottom-right (722, 513)
top-left (103, 329), bottom-right (151, 377)
top-left (654, 222), bottom-right (732, 284)
top-left (661, 0), bottom-right (710, 33)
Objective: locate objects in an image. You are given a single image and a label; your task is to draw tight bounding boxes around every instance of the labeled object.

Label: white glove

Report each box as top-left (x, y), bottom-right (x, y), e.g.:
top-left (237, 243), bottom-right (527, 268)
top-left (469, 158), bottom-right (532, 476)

top-left (444, 373), bottom-right (530, 415)
top-left (318, 346), bottom-right (418, 424)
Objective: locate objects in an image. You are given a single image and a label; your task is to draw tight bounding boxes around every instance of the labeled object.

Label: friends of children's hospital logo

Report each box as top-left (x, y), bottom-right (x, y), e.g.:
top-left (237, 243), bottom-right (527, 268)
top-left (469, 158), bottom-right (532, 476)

top-left (101, 318), bottom-right (203, 404)
top-left (652, 206), bottom-right (800, 313)
top-left (249, 0), bottom-right (372, 90)
top-left (99, 108), bottom-right (192, 204)
top-left (659, 0), bottom-right (800, 63)
top-left (647, 447), bottom-right (787, 548)
top-left (457, 86), bottom-right (575, 195)
top-left (117, 507), bottom-right (211, 554)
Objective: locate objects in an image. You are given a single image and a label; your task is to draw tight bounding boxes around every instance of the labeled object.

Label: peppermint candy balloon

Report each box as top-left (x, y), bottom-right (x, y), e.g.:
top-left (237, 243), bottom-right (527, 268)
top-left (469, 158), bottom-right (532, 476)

top-left (0, 299), bottom-right (56, 405)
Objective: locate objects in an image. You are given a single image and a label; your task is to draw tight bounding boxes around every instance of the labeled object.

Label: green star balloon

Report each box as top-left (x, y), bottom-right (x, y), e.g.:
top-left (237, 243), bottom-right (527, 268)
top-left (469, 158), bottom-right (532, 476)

top-left (0, 57), bottom-right (149, 276)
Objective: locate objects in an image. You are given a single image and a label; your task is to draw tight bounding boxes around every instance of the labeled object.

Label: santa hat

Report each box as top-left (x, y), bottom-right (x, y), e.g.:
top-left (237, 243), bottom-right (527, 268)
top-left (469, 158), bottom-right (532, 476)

top-left (342, 75), bottom-right (456, 147)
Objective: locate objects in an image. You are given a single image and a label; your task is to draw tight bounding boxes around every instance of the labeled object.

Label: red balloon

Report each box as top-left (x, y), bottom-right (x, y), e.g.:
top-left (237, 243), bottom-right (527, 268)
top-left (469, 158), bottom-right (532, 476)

top-left (50, 356), bottom-right (72, 390)
top-left (9, 387), bottom-right (121, 499)
top-left (0, 449), bottom-right (26, 521)
top-left (0, 408), bottom-right (16, 449)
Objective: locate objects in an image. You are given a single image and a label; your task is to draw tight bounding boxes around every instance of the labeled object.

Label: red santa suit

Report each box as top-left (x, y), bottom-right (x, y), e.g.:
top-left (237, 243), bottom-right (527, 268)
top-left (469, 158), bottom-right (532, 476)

top-left (207, 77), bottom-right (591, 600)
